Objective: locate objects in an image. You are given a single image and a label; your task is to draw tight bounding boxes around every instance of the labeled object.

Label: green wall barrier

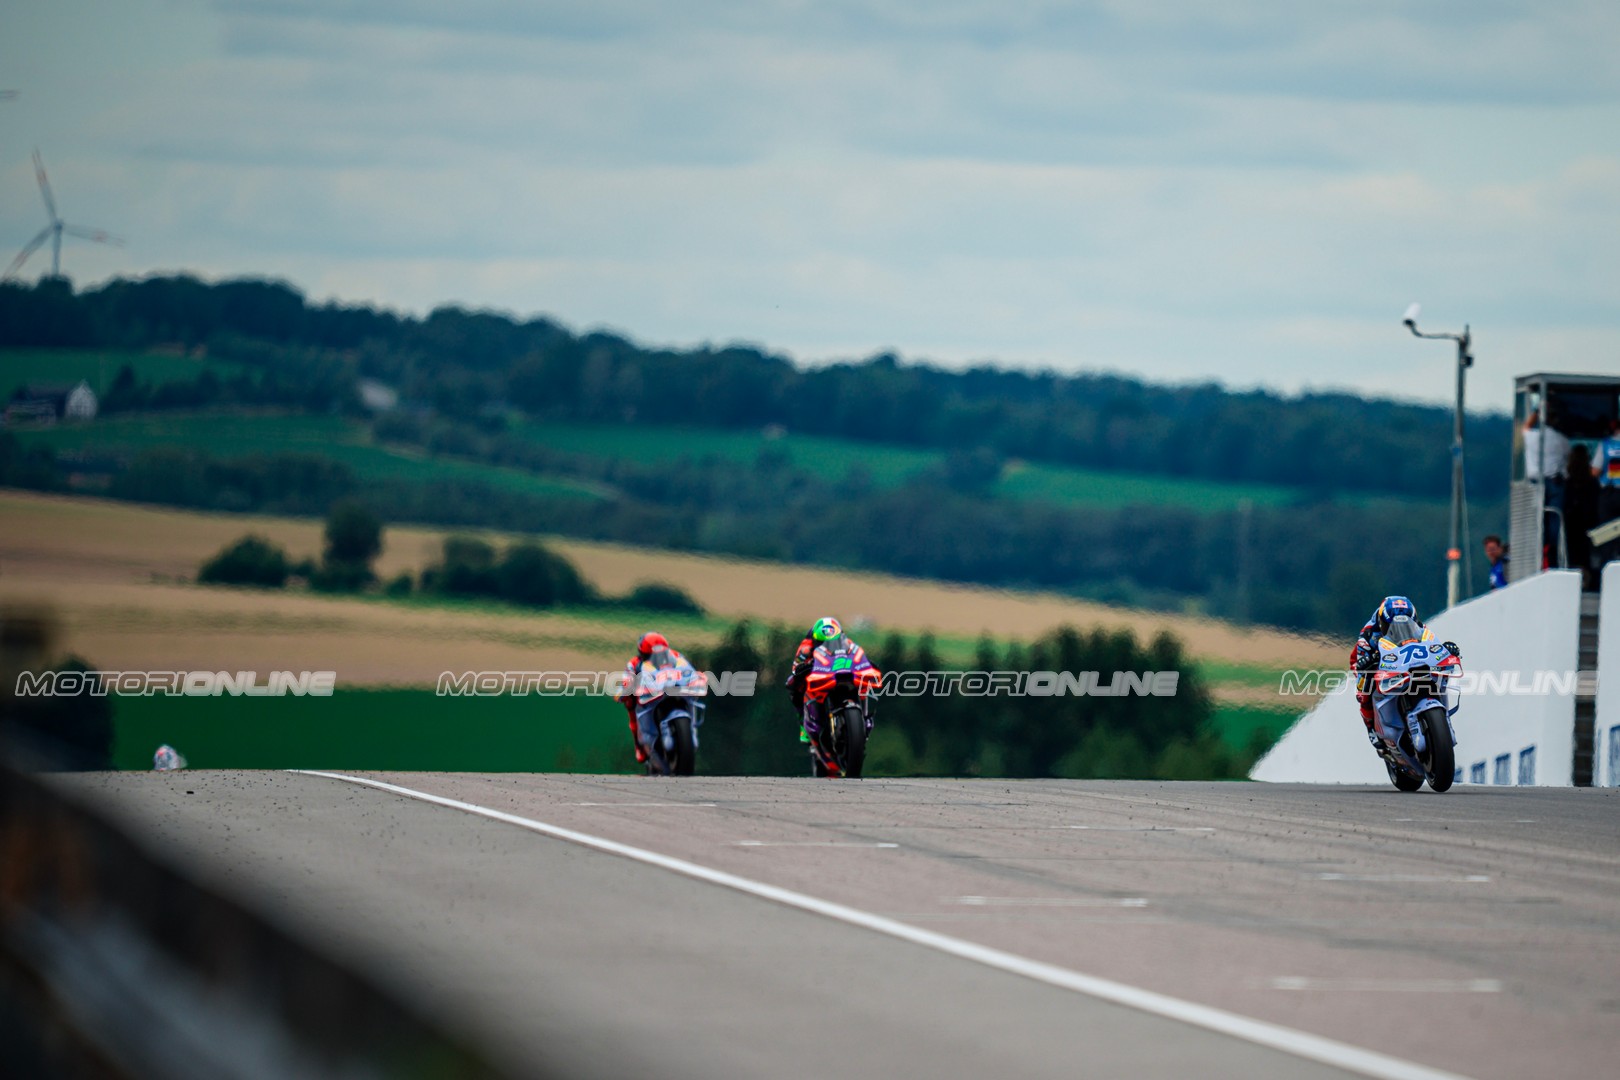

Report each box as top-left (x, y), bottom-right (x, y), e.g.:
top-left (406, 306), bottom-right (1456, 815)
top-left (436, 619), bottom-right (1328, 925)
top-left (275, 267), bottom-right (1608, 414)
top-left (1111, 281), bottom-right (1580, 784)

top-left (112, 689), bottom-right (638, 773)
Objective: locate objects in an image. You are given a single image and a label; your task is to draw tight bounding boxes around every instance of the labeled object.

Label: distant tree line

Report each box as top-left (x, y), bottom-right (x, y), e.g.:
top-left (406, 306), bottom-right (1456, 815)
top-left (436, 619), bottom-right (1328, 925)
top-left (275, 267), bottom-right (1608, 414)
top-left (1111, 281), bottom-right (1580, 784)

top-left (99, 356), bottom-right (352, 415)
top-left (0, 275), bottom-right (1511, 499)
top-left (195, 499), bottom-right (703, 615)
top-left (5, 429), bottom-right (1496, 633)
top-left (691, 620), bottom-right (1241, 779)
top-left (198, 501), bottom-right (392, 591)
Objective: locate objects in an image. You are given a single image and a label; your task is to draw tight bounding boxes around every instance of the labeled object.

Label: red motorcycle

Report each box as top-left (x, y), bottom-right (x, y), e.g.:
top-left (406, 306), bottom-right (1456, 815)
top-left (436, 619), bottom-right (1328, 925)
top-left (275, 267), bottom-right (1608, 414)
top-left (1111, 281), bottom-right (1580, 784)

top-left (803, 640), bottom-right (879, 779)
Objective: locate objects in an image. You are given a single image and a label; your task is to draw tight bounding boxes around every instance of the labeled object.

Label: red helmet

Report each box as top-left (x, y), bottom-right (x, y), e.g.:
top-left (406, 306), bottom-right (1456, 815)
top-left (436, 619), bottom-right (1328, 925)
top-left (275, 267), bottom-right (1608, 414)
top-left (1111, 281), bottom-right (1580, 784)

top-left (638, 631), bottom-right (668, 656)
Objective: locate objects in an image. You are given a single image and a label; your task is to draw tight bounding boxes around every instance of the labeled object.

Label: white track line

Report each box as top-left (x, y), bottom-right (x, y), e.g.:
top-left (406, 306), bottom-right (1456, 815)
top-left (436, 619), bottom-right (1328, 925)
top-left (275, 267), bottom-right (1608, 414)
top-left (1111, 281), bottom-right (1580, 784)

top-left (293, 770), bottom-right (1476, 1080)
top-left (570, 801), bottom-right (718, 807)
top-left (1051, 825), bottom-right (1216, 832)
top-left (734, 840), bottom-right (899, 847)
top-left (1314, 873), bottom-right (1490, 883)
top-left (946, 896), bottom-right (1150, 908)
top-left (1268, 977), bottom-right (1501, 994)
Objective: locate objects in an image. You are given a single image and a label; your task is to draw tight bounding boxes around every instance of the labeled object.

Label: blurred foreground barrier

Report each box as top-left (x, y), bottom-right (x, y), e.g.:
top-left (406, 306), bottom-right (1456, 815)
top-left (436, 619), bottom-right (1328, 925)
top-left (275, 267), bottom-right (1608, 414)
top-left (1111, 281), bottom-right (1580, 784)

top-left (0, 758), bottom-right (519, 1080)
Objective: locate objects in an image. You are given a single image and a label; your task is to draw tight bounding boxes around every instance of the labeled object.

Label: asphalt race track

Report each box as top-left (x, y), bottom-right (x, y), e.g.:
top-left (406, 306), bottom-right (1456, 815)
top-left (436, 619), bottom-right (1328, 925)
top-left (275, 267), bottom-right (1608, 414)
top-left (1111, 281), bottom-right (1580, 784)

top-left (55, 773), bottom-right (1620, 1080)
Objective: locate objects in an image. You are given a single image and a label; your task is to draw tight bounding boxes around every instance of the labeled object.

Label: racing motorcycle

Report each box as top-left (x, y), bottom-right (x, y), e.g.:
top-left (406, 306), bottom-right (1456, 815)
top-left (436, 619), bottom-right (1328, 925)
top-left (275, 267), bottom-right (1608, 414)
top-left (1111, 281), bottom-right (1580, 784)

top-left (634, 655), bottom-right (706, 776)
top-left (803, 639), bottom-right (878, 779)
top-left (1368, 615), bottom-right (1460, 793)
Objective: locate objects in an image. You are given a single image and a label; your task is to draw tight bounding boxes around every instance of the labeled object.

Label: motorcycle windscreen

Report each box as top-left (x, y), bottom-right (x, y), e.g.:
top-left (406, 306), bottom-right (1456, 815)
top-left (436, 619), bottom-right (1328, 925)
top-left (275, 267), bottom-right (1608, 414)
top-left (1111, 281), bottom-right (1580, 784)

top-left (1383, 615), bottom-right (1426, 644)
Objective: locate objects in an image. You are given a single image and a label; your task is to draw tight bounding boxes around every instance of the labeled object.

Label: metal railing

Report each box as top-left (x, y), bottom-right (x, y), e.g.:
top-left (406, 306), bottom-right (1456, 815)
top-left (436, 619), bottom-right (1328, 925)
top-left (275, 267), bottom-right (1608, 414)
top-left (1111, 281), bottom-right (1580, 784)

top-left (0, 756), bottom-right (521, 1080)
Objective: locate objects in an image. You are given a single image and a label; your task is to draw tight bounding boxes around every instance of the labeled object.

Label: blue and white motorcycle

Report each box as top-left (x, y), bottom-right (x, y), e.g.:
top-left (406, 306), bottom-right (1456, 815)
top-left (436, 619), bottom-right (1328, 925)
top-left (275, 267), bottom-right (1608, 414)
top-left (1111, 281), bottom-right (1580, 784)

top-left (634, 656), bottom-right (707, 777)
top-left (1368, 615), bottom-right (1461, 793)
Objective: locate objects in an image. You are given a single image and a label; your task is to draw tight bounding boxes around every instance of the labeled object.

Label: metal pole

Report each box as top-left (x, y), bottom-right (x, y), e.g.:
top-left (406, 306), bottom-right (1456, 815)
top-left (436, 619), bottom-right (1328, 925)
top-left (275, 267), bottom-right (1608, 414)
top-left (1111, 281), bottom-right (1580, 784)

top-left (1448, 327), bottom-right (1471, 609)
top-left (1407, 307), bottom-right (1472, 609)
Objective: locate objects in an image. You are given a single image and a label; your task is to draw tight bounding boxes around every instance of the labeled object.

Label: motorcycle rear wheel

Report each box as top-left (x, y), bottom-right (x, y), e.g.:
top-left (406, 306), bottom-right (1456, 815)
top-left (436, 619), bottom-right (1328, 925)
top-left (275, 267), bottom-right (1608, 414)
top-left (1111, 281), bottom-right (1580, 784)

top-left (1386, 759), bottom-right (1423, 792)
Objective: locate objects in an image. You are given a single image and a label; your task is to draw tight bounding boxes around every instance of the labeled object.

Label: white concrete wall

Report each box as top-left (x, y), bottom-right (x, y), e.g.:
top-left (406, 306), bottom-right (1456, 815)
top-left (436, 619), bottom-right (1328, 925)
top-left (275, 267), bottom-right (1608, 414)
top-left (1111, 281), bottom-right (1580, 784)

top-left (1252, 571), bottom-right (1584, 786)
top-left (1596, 562), bottom-right (1620, 788)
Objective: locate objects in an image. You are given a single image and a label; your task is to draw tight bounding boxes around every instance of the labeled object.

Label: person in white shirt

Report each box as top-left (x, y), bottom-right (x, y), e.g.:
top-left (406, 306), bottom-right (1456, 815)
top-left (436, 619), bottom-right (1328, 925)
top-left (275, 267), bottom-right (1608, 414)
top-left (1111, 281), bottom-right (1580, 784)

top-left (1523, 408), bottom-right (1570, 483)
top-left (1524, 407), bottom-right (1572, 570)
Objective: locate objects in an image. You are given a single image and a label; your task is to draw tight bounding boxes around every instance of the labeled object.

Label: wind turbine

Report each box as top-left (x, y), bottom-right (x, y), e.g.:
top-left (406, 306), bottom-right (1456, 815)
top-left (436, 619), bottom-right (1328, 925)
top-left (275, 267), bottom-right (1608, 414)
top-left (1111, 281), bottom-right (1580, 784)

top-left (5, 149), bottom-right (123, 280)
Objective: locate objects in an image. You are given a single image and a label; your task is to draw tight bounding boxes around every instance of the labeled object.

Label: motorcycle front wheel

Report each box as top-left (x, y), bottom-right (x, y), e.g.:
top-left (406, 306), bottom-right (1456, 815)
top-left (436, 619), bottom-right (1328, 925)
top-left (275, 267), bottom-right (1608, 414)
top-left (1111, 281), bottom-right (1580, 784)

top-left (1418, 706), bottom-right (1454, 792)
top-left (669, 711), bottom-right (697, 776)
top-left (839, 704), bottom-right (867, 779)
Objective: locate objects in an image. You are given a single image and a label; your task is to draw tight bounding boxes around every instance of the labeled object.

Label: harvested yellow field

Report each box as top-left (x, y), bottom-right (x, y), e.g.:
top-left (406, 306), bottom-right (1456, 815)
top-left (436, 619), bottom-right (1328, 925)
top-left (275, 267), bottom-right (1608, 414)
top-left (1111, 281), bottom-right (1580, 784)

top-left (0, 490), bottom-right (1341, 684)
top-left (1, 579), bottom-right (644, 685)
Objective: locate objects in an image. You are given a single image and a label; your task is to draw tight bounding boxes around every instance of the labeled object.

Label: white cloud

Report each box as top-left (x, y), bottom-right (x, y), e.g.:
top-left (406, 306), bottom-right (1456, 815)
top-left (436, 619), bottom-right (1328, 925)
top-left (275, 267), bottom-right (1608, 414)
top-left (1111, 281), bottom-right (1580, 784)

top-left (1, 1), bottom-right (1616, 410)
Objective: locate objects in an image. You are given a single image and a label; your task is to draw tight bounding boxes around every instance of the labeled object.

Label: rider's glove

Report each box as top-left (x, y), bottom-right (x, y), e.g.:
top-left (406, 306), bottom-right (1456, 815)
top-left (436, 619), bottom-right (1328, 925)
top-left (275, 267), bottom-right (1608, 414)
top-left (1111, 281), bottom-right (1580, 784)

top-left (1443, 641), bottom-right (1461, 660)
top-left (1354, 642), bottom-right (1378, 671)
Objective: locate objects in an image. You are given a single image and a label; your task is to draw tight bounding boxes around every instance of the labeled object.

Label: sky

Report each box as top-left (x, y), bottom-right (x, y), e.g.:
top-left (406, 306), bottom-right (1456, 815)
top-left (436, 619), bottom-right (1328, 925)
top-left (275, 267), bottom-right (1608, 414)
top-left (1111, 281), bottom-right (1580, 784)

top-left (2, 1), bottom-right (1617, 411)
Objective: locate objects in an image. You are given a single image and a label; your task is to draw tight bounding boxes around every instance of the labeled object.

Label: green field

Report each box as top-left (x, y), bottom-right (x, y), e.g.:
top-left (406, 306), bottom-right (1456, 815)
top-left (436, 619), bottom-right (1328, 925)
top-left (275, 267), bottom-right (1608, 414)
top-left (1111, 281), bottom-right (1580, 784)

top-left (1193, 659), bottom-right (1301, 690)
top-left (20, 407), bottom-right (1315, 514)
top-left (1, 347), bottom-right (245, 399)
top-left (16, 411), bottom-right (607, 502)
top-left (112, 688), bottom-right (634, 773)
top-left (998, 460), bottom-right (1300, 511)
top-left (519, 418), bottom-right (1305, 512)
top-left (519, 419), bottom-right (942, 487)
top-left (7, 349), bottom-right (1436, 521)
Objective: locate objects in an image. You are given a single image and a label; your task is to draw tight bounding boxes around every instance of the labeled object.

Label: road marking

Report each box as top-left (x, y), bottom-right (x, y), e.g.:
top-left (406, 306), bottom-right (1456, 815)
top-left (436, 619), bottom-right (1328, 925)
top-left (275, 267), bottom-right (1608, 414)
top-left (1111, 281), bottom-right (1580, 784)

top-left (1051, 825), bottom-right (1215, 832)
top-left (570, 801), bottom-right (718, 807)
top-left (1393, 818), bottom-right (1535, 824)
top-left (897, 913), bottom-right (1171, 925)
top-left (294, 770), bottom-right (1478, 1080)
top-left (1314, 873), bottom-right (1490, 883)
top-left (734, 840), bottom-right (899, 848)
top-left (947, 896), bottom-right (1150, 908)
top-left (1268, 977), bottom-right (1501, 994)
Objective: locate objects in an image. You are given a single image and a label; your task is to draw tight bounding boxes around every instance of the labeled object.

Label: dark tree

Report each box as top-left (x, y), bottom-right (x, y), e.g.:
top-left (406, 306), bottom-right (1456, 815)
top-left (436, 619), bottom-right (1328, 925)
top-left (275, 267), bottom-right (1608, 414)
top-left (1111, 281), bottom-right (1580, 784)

top-left (497, 542), bottom-right (594, 607)
top-left (324, 500), bottom-right (383, 565)
top-left (618, 582), bottom-right (704, 615)
top-left (423, 536), bottom-right (499, 596)
top-left (198, 534), bottom-right (290, 587)
top-left (315, 500), bottom-right (383, 591)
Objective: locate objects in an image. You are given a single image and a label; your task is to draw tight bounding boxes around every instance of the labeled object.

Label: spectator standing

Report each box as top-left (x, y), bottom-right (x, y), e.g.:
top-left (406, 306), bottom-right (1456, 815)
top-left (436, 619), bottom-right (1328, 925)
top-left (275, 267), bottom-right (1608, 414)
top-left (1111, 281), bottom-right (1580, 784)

top-left (1525, 407), bottom-right (1571, 568)
top-left (1523, 407), bottom-right (1572, 483)
top-left (1564, 444), bottom-right (1600, 589)
top-left (1483, 535), bottom-right (1509, 590)
top-left (1598, 419), bottom-right (1620, 490)
top-left (1595, 420), bottom-right (1620, 573)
